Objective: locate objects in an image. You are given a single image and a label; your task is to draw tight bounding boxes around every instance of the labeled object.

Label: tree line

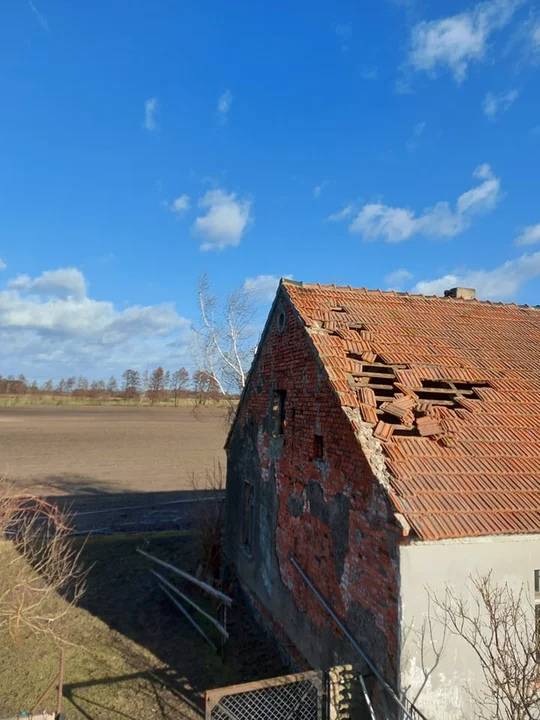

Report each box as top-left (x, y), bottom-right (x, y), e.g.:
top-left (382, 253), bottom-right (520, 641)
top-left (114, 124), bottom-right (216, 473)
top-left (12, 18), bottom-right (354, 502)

top-left (0, 273), bottom-right (256, 407)
top-left (0, 367), bottom-right (221, 405)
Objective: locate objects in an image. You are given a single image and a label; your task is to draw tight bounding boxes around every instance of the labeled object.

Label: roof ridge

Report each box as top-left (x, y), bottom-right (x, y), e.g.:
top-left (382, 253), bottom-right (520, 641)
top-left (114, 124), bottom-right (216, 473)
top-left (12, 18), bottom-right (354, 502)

top-left (280, 278), bottom-right (540, 310)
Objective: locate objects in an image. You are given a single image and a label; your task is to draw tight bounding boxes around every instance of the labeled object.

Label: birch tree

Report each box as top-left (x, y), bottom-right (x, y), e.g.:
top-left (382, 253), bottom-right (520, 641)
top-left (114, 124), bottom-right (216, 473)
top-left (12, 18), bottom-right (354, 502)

top-left (193, 273), bottom-right (257, 395)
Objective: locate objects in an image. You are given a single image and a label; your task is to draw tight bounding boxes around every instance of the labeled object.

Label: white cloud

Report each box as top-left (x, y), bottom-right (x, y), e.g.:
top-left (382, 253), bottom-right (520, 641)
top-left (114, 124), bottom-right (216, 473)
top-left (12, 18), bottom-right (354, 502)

top-left (511, 14), bottom-right (540, 64)
top-left (515, 223), bottom-right (540, 245)
top-left (412, 251), bottom-right (540, 300)
top-left (385, 269), bottom-right (414, 290)
top-left (243, 274), bottom-right (293, 303)
top-left (407, 0), bottom-right (522, 83)
top-left (193, 189), bottom-right (252, 251)
top-left (313, 182), bottom-right (328, 198)
top-left (348, 164), bottom-right (501, 242)
top-left (29, 1), bottom-right (49, 31)
top-left (483, 88), bottom-right (519, 119)
top-left (334, 23), bottom-right (352, 52)
top-left (0, 267), bottom-right (191, 378)
top-left (0, 258), bottom-right (6, 271)
top-left (144, 98), bottom-right (159, 132)
top-left (169, 194), bottom-right (191, 213)
top-left (328, 203), bottom-right (357, 221)
top-left (406, 121), bottom-right (426, 151)
top-left (217, 90), bottom-right (233, 125)
top-left (8, 268), bottom-right (88, 300)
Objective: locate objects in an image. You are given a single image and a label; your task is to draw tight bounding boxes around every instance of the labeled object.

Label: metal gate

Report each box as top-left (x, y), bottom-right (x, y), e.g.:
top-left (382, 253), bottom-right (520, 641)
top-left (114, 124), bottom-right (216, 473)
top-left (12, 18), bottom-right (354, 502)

top-left (205, 670), bottom-right (324, 720)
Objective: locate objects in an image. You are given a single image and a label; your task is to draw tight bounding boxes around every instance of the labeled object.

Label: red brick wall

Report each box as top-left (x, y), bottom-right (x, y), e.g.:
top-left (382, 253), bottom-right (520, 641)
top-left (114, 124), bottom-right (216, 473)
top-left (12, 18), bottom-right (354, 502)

top-left (226, 291), bottom-right (401, 679)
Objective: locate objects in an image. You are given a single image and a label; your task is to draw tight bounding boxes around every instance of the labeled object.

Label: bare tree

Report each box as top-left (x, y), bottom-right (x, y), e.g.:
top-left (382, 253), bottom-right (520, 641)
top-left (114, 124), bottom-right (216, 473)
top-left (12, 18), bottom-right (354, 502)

top-left (171, 368), bottom-right (189, 407)
top-left (0, 480), bottom-right (86, 645)
top-left (42, 379), bottom-right (54, 394)
top-left (193, 273), bottom-right (257, 395)
top-left (141, 369), bottom-right (149, 395)
top-left (121, 369), bottom-right (140, 398)
top-left (187, 461), bottom-right (225, 580)
top-left (193, 369), bottom-right (220, 406)
top-left (65, 376), bottom-right (76, 394)
top-left (148, 366), bottom-right (165, 405)
top-left (106, 376), bottom-right (118, 395)
top-left (431, 572), bottom-right (540, 720)
top-left (400, 596), bottom-right (448, 718)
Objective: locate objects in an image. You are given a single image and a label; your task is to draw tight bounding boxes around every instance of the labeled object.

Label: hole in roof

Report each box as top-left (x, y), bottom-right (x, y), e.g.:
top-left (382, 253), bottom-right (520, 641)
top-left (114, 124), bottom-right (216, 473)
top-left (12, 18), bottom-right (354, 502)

top-left (350, 354), bottom-right (491, 437)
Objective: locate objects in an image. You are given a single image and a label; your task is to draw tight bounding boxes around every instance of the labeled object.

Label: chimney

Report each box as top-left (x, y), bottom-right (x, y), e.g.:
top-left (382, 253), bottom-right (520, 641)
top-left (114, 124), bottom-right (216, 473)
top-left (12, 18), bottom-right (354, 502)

top-left (444, 287), bottom-right (476, 300)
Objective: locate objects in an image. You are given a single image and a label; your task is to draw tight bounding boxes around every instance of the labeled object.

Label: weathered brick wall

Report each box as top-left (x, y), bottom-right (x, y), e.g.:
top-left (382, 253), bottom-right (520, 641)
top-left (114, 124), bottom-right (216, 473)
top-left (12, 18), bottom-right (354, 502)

top-left (226, 289), bottom-right (401, 683)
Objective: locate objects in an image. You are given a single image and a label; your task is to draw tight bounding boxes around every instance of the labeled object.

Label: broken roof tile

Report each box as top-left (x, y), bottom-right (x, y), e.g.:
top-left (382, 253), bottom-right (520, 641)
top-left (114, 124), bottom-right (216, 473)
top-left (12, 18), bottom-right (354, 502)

top-left (373, 421), bottom-right (394, 442)
top-left (283, 280), bottom-right (540, 541)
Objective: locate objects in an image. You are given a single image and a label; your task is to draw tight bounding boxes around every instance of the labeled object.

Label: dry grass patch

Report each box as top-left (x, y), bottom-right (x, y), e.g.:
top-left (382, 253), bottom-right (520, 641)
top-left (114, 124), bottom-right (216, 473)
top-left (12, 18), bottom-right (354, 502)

top-left (0, 532), bottom-right (286, 719)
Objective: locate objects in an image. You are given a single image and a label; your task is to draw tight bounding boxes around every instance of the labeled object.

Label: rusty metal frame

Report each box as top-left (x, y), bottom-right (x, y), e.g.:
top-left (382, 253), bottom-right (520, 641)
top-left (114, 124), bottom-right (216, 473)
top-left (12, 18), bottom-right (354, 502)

top-left (205, 670), bottom-right (324, 719)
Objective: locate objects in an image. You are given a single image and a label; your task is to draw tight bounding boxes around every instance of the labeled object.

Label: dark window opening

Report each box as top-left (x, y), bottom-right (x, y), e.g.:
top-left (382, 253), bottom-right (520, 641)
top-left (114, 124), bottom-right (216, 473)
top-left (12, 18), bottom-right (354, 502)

top-left (242, 481), bottom-right (255, 551)
top-left (277, 310), bottom-right (286, 333)
top-left (272, 390), bottom-right (287, 436)
top-left (313, 434), bottom-right (324, 460)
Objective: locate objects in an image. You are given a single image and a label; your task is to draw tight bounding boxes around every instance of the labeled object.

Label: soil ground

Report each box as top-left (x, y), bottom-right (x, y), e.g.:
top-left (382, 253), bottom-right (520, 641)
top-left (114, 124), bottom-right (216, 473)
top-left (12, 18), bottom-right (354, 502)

top-left (0, 533), bottom-right (287, 719)
top-left (0, 405), bottom-right (227, 495)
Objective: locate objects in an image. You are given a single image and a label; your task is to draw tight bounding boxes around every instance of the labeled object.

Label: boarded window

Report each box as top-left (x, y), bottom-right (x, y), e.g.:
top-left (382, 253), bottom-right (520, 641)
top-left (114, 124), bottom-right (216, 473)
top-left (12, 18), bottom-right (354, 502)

top-left (272, 390), bottom-right (287, 436)
top-left (242, 481), bottom-right (255, 551)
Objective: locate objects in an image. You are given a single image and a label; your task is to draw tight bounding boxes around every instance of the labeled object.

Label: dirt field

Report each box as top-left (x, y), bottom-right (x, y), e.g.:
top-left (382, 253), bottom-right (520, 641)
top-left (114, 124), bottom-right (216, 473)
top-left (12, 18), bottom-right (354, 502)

top-left (0, 405), bottom-right (227, 495)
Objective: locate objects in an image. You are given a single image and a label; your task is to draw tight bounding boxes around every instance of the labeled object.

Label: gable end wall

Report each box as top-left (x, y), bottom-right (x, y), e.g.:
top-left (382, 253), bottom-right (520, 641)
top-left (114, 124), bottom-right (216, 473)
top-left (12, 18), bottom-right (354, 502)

top-left (225, 290), bottom-right (403, 681)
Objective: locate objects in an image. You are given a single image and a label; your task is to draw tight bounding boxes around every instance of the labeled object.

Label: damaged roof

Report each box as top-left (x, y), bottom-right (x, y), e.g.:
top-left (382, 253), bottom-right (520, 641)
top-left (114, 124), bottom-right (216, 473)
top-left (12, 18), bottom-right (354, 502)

top-left (282, 279), bottom-right (540, 542)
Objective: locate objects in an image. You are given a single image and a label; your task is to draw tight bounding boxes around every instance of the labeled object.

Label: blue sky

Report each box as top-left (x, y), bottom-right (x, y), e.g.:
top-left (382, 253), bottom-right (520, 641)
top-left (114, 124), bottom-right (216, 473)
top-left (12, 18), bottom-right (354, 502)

top-left (1, 0), bottom-right (540, 380)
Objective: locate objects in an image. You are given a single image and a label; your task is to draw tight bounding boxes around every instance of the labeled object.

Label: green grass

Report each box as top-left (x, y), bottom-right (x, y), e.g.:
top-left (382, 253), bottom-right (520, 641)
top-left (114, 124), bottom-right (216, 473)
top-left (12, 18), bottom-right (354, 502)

top-left (0, 532), bottom-right (284, 719)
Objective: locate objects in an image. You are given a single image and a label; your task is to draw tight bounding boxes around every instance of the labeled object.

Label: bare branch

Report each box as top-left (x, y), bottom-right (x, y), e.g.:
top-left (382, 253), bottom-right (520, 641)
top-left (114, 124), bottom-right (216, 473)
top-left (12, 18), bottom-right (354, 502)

top-left (430, 573), bottom-right (540, 720)
top-left (0, 479), bottom-right (87, 647)
top-left (192, 273), bottom-right (258, 406)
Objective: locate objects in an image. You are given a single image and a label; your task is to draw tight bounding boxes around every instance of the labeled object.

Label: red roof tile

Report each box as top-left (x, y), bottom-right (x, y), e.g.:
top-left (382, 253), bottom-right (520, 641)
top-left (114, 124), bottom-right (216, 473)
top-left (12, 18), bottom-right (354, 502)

top-left (283, 280), bottom-right (540, 541)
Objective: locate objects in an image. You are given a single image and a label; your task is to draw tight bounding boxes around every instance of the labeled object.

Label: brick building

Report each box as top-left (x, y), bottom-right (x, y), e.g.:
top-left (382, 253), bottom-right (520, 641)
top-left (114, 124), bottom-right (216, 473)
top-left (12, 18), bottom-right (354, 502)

top-left (225, 279), bottom-right (540, 719)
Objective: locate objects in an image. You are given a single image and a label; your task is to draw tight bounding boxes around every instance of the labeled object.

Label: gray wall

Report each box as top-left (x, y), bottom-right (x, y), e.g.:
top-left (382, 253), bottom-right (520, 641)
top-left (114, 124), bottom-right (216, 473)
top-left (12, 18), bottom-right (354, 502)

top-left (399, 534), bottom-right (540, 719)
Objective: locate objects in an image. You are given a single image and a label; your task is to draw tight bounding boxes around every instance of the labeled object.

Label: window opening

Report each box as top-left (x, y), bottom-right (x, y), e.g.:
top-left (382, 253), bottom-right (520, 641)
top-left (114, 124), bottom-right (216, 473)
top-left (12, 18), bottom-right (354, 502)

top-left (272, 390), bottom-right (287, 436)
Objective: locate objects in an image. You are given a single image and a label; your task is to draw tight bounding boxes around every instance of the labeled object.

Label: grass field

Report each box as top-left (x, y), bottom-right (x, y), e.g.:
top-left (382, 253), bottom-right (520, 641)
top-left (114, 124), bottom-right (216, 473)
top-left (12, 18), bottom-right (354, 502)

top-left (0, 395), bottom-right (226, 408)
top-left (0, 405), bottom-right (227, 495)
top-left (0, 533), bottom-right (286, 719)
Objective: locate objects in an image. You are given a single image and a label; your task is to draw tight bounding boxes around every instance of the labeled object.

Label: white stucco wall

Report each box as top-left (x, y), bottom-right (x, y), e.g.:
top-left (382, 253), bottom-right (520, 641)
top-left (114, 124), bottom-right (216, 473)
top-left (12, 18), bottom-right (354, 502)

top-left (399, 534), bottom-right (540, 720)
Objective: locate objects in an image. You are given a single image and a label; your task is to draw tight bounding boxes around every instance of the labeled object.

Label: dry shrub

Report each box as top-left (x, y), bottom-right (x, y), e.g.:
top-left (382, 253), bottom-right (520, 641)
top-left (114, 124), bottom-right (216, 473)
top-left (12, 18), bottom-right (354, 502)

top-left (188, 461), bottom-right (225, 580)
top-left (431, 572), bottom-right (540, 720)
top-left (0, 480), bottom-right (86, 645)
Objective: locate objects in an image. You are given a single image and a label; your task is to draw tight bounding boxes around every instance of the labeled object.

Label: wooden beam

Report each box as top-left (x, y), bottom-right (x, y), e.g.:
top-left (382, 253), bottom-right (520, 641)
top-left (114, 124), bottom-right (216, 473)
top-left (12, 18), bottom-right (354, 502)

top-left (353, 370), bottom-right (397, 380)
top-left (360, 361), bottom-right (408, 369)
top-left (411, 387), bottom-right (473, 396)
